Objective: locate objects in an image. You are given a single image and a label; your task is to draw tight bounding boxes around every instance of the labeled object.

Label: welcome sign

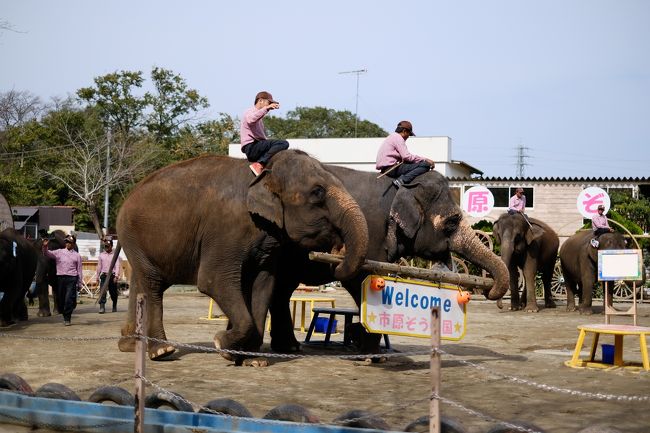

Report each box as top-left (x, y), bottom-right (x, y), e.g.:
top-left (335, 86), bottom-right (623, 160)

top-left (360, 275), bottom-right (467, 340)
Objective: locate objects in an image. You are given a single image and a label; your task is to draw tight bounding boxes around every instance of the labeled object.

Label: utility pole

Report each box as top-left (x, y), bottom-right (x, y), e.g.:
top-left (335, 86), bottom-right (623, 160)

top-left (338, 69), bottom-right (367, 138)
top-left (515, 142), bottom-right (530, 177)
top-left (103, 130), bottom-right (111, 236)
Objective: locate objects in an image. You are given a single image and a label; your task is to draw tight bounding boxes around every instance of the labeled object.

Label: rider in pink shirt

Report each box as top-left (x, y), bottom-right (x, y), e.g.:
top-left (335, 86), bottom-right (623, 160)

top-left (240, 91), bottom-right (289, 176)
top-left (376, 121), bottom-right (434, 188)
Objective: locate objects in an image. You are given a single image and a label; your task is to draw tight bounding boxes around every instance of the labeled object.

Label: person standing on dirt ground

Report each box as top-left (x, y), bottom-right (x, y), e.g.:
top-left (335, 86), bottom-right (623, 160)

top-left (42, 234), bottom-right (82, 326)
top-left (96, 237), bottom-right (121, 314)
top-left (240, 91), bottom-right (289, 176)
top-left (376, 120), bottom-right (434, 188)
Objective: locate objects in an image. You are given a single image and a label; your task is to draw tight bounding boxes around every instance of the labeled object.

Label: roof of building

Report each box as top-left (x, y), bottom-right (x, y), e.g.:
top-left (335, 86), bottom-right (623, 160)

top-left (449, 176), bottom-right (650, 183)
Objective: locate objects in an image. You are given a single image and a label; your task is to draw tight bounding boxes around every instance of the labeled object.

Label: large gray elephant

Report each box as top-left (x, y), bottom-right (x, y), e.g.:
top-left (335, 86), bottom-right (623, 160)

top-left (116, 150), bottom-right (369, 362)
top-left (559, 230), bottom-right (627, 314)
top-left (492, 213), bottom-right (559, 312)
top-left (0, 228), bottom-right (38, 326)
top-left (270, 167), bottom-right (510, 353)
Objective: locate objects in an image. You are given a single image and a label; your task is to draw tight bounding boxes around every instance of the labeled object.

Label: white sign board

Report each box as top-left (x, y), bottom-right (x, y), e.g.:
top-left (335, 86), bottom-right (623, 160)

top-left (598, 249), bottom-right (643, 281)
top-left (461, 186), bottom-right (494, 218)
top-left (577, 187), bottom-right (610, 219)
top-left (361, 276), bottom-right (467, 340)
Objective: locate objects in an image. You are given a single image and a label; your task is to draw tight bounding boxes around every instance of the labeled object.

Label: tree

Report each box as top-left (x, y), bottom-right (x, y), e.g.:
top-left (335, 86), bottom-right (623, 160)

top-left (145, 67), bottom-right (209, 144)
top-left (37, 108), bottom-right (158, 237)
top-left (77, 71), bottom-right (147, 137)
top-left (0, 90), bottom-right (42, 131)
top-left (263, 106), bottom-right (387, 139)
top-left (169, 114), bottom-right (238, 161)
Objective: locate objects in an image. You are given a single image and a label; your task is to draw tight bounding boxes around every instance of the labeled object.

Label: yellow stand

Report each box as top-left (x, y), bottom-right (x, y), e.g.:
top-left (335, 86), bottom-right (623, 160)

top-left (200, 299), bottom-right (228, 321)
top-left (566, 323), bottom-right (650, 371)
top-left (289, 296), bottom-right (336, 332)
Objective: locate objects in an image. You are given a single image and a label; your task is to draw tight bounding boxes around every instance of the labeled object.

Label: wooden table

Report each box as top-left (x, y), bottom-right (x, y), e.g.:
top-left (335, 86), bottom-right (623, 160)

top-left (289, 296), bottom-right (336, 332)
top-left (568, 323), bottom-right (650, 370)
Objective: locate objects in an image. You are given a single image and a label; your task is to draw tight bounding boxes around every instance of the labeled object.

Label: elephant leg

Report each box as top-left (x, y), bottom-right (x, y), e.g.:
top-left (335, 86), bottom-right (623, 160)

top-left (509, 267), bottom-right (521, 311)
top-left (269, 286), bottom-right (301, 353)
top-left (35, 281), bottom-right (51, 317)
top-left (146, 284), bottom-right (174, 360)
top-left (522, 263), bottom-right (539, 312)
top-left (578, 273), bottom-right (596, 315)
top-left (564, 278), bottom-right (578, 312)
top-left (541, 267), bottom-right (556, 308)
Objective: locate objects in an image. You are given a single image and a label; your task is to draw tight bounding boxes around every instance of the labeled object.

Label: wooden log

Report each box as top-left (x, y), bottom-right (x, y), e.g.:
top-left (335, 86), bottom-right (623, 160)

top-left (308, 252), bottom-right (494, 290)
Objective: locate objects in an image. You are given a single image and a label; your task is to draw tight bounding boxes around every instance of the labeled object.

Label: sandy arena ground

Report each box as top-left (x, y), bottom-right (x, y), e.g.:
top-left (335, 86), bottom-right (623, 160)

top-left (1, 287), bottom-right (649, 433)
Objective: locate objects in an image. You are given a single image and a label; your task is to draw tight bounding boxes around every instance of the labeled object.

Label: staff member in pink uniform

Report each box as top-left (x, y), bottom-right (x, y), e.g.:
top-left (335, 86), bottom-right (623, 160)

top-left (96, 238), bottom-right (121, 314)
top-left (42, 234), bottom-right (82, 326)
top-left (376, 120), bottom-right (434, 188)
top-left (240, 91), bottom-right (289, 176)
top-left (508, 188), bottom-right (526, 215)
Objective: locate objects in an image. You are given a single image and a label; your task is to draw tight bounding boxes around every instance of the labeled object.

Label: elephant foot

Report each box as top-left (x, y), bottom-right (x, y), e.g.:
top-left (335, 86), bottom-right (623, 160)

top-left (242, 357), bottom-right (269, 367)
top-left (0, 320), bottom-right (16, 328)
top-left (118, 336), bottom-right (136, 352)
top-left (496, 299), bottom-right (504, 309)
top-left (271, 339), bottom-right (302, 354)
top-left (213, 333), bottom-right (236, 361)
top-left (509, 304), bottom-right (521, 311)
top-left (37, 309), bottom-right (52, 317)
top-left (545, 299), bottom-right (557, 308)
top-left (578, 306), bottom-right (594, 315)
top-left (566, 305), bottom-right (577, 312)
top-left (523, 303), bottom-right (539, 313)
top-left (148, 341), bottom-right (176, 360)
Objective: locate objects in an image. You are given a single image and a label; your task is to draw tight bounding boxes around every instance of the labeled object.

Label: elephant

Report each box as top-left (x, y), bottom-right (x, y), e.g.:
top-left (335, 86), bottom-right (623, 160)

top-left (28, 229), bottom-right (67, 317)
top-left (0, 228), bottom-right (38, 326)
top-left (559, 230), bottom-right (627, 314)
top-left (115, 149), bottom-right (369, 362)
top-left (492, 213), bottom-right (559, 312)
top-left (269, 167), bottom-right (511, 354)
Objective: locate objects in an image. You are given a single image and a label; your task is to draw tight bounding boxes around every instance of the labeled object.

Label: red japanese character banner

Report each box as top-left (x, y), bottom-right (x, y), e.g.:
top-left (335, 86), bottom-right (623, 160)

top-left (360, 276), bottom-right (467, 340)
top-left (461, 186), bottom-right (494, 218)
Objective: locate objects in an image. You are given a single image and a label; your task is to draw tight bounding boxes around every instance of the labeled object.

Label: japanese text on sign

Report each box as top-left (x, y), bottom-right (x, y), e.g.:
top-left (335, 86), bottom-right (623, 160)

top-left (462, 186), bottom-right (494, 218)
top-left (577, 187), bottom-right (610, 219)
top-left (361, 276), bottom-right (467, 340)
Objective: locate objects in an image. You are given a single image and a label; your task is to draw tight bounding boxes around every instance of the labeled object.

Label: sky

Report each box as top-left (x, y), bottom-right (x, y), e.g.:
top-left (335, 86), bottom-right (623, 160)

top-left (1, 0), bottom-right (649, 179)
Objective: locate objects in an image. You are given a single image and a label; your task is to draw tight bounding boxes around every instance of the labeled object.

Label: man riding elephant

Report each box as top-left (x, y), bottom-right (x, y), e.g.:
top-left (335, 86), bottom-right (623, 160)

top-left (269, 167), bottom-right (510, 354)
top-left (115, 150), bottom-right (369, 363)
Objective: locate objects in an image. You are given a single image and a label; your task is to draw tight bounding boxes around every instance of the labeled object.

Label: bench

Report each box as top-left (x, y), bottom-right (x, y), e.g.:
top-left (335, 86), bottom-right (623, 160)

top-left (304, 307), bottom-right (390, 349)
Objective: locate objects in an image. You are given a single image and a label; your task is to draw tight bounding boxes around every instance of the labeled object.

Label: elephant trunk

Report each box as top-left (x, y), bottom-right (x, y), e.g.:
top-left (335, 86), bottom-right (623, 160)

top-left (450, 222), bottom-right (509, 300)
top-left (326, 186), bottom-right (369, 281)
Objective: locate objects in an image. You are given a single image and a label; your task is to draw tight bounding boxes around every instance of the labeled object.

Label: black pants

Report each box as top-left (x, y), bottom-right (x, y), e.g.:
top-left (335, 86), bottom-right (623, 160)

top-left (594, 228), bottom-right (610, 237)
top-left (56, 275), bottom-right (78, 322)
top-left (242, 139), bottom-right (289, 165)
top-left (384, 161), bottom-right (432, 184)
top-left (99, 273), bottom-right (118, 308)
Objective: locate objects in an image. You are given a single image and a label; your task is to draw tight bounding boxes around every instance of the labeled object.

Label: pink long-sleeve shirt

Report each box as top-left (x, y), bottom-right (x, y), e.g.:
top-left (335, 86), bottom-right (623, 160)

top-left (240, 106), bottom-right (271, 147)
top-left (375, 133), bottom-right (423, 170)
top-left (96, 250), bottom-right (121, 280)
top-left (42, 247), bottom-right (83, 287)
top-left (591, 214), bottom-right (610, 231)
top-left (508, 194), bottom-right (526, 212)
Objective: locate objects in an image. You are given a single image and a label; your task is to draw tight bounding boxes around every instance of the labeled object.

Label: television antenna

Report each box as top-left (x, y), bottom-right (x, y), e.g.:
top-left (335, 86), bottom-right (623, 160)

top-left (338, 69), bottom-right (367, 137)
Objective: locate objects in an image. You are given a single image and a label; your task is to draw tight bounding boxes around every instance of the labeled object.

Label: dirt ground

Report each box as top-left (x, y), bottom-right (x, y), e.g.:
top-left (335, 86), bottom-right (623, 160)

top-left (1, 287), bottom-right (649, 433)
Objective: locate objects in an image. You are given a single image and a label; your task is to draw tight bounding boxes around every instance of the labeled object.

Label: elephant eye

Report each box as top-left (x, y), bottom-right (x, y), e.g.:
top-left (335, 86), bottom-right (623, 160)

top-left (309, 185), bottom-right (326, 204)
top-left (443, 213), bottom-right (461, 236)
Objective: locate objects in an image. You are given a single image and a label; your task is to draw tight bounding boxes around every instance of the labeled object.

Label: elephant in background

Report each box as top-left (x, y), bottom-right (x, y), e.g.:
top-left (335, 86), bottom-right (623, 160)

top-left (270, 167), bottom-right (511, 353)
top-left (493, 213), bottom-right (559, 312)
top-left (116, 149), bottom-right (368, 362)
top-left (559, 230), bottom-right (627, 314)
top-left (29, 229), bottom-right (67, 317)
top-left (0, 228), bottom-right (38, 326)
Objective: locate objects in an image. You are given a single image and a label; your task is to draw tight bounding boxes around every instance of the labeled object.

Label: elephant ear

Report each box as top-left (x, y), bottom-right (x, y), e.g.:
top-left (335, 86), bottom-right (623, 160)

top-left (385, 188), bottom-right (423, 260)
top-left (246, 171), bottom-right (284, 229)
top-left (526, 223), bottom-right (545, 245)
top-left (493, 220), bottom-right (501, 244)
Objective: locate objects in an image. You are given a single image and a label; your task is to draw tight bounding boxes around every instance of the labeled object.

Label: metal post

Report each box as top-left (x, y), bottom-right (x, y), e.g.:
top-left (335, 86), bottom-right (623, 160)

top-left (134, 294), bottom-right (147, 433)
top-left (430, 307), bottom-right (441, 433)
top-left (103, 130), bottom-right (111, 233)
top-left (338, 69), bottom-right (367, 138)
